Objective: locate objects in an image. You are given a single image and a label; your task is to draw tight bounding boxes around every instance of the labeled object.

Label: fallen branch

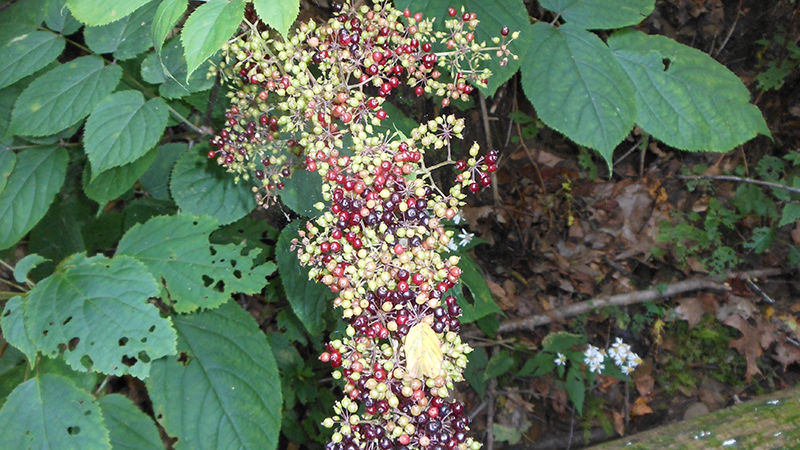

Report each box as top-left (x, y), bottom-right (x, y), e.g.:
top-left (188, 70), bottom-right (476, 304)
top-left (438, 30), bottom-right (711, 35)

top-left (678, 175), bottom-right (800, 196)
top-left (494, 268), bottom-right (784, 334)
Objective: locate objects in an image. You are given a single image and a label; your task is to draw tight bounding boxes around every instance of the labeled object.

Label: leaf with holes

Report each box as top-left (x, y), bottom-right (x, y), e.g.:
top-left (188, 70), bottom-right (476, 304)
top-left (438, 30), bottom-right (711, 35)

top-left (8, 56), bottom-right (121, 137)
top-left (98, 394), bottom-right (162, 450)
top-left (276, 221), bottom-right (334, 336)
top-left (181, 0), bottom-right (245, 80)
top-left (117, 215), bottom-right (275, 313)
top-left (147, 300), bottom-right (281, 450)
top-left (522, 23), bottom-right (635, 169)
top-left (0, 374), bottom-right (110, 449)
top-left (395, 0), bottom-right (531, 97)
top-left (170, 145), bottom-right (256, 226)
top-left (253, 0), bottom-right (298, 37)
top-left (0, 147), bottom-right (68, 251)
top-left (23, 253), bottom-right (176, 378)
top-left (0, 31), bottom-right (65, 89)
top-left (66, 0), bottom-right (152, 26)
top-left (452, 251), bottom-right (501, 323)
top-left (539, 0), bottom-right (654, 30)
top-left (84, 1), bottom-right (158, 60)
top-left (1, 296), bottom-right (37, 365)
top-left (84, 90), bottom-right (168, 177)
top-left (608, 29), bottom-right (769, 152)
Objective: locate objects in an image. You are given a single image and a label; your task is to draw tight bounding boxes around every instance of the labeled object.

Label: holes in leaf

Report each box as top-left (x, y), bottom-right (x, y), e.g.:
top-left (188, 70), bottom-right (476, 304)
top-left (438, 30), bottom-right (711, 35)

top-left (84, 410), bottom-right (91, 416)
top-left (202, 275), bottom-right (213, 287)
top-left (213, 280), bottom-right (225, 292)
top-left (62, 316), bottom-right (72, 325)
top-left (140, 337), bottom-right (148, 343)
top-left (233, 269), bottom-right (242, 279)
top-left (68, 337), bottom-right (80, 351)
top-left (42, 329), bottom-right (48, 336)
top-left (80, 355), bottom-right (93, 370)
top-left (137, 351), bottom-right (151, 363)
top-left (662, 58), bottom-right (672, 71)
top-left (148, 325), bottom-right (156, 333)
top-left (118, 337), bottom-right (129, 346)
top-left (210, 247), bottom-right (218, 256)
top-left (177, 351), bottom-right (191, 366)
top-left (67, 426), bottom-right (81, 435)
top-left (3, 309), bottom-right (11, 317)
top-left (121, 355), bottom-right (137, 367)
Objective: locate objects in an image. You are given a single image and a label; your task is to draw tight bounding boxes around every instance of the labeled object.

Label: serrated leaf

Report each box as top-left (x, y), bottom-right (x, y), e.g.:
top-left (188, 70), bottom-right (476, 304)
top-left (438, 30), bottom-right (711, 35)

top-left (0, 31), bottom-right (65, 89)
top-left (780, 203), bottom-right (800, 227)
top-left (280, 169), bottom-right (324, 217)
top-left (522, 23), bottom-right (635, 168)
top-left (117, 214), bottom-right (275, 313)
top-left (141, 38), bottom-right (218, 98)
top-left (565, 364), bottom-right (585, 415)
top-left (517, 352), bottom-right (556, 377)
top-left (0, 147), bottom-right (67, 251)
top-left (8, 56), bottom-right (122, 137)
top-left (147, 300), bottom-right (281, 450)
top-left (153, 0), bottom-right (188, 53)
top-left (276, 221), bottom-right (334, 336)
top-left (0, 374), bottom-right (110, 449)
top-left (170, 145), bottom-right (256, 225)
top-left (66, 0), bottom-right (153, 26)
top-left (24, 253), bottom-right (177, 378)
top-left (539, 0), bottom-right (654, 29)
top-left (13, 254), bottom-right (49, 283)
top-left (84, 90), bottom-right (168, 176)
top-left (0, 149), bottom-right (15, 192)
top-left (744, 227), bottom-right (775, 254)
top-left (253, 0), bottom-right (298, 37)
top-left (44, 0), bottom-right (83, 34)
top-left (181, 0), bottom-right (245, 80)
top-left (98, 394), bottom-right (162, 450)
top-left (140, 142), bottom-right (188, 200)
top-left (1, 296), bottom-right (37, 365)
top-left (608, 29), bottom-right (769, 152)
top-left (453, 251), bottom-right (501, 323)
top-left (483, 350), bottom-right (515, 380)
top-left (83, 148), bottom-right (158, 205)
top-left (395, 0), bottom-right (531, 96)
top-left (84, 1), bottom-right (158, 60)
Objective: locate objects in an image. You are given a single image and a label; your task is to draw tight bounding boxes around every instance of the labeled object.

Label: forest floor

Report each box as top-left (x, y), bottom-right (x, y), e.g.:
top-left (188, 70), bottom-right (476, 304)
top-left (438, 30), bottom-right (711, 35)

top-left (453, 0), bottom-right (800, 447)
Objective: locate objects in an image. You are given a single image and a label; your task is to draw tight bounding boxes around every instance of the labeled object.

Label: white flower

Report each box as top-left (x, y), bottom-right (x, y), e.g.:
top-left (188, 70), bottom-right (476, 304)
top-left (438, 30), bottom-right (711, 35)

top-left (626, 352), bottom-right (642, 370)
top-left (457, 229), bottom-right (474, 247)
top-left (446, 239), bottom-right (458, 251)
top-left (453, 213), bottom-right (463, 224)
top-left (584, 345), bottom-right (606, 374)
top-left (554, 353), bottom-right (567, 366)
top-left (609, 337), bottom-right (632, 368)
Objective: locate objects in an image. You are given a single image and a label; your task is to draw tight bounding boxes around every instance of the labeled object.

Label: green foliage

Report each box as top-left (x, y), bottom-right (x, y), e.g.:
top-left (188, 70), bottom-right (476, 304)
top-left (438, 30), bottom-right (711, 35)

top-left (98, 394), bottom-right (163, 450)
top-left (253, 0), bottom-right (300, 38)
top-left (66, 0), bottom-right (153, 26)
top-left (84, 1), bottom-right (158, 60)
top-left (540, 0), bottom-right (654, 30)
top-left (180, 0), bottom-right (245, 79)
top-left (0, 31), bottom-right (65, 89)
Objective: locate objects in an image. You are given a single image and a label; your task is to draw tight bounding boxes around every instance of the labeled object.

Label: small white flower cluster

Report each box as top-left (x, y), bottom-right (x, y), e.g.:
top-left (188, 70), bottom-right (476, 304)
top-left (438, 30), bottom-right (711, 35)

top-left (608, 337), bottom-right (642, 375)
top-left (554, 353), bottom-right (567, 366)
top-left (583, 344), bottom-right (606, 373)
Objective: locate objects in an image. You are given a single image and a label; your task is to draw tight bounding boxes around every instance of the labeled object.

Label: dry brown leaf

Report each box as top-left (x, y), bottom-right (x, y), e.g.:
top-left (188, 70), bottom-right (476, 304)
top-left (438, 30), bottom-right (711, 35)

top-left (722, 315), bottom-right (776, 381)
top-left (634, 374), bottom-right (655, 402)
top-left (674, 297), bottom-right (704, 328)
top-left (793, 222), bottom-right (800, 244)
top-left (612, 410), bottom-right (625, 436)
top-left (773, 341), bottom-right (800, 371)
top-left (630, 397), bottom-right (653, 417)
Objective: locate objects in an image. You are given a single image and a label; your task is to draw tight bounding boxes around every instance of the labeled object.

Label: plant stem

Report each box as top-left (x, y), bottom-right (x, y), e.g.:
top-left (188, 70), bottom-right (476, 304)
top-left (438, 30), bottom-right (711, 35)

top-left (678, 175), bottom-right (800, 195)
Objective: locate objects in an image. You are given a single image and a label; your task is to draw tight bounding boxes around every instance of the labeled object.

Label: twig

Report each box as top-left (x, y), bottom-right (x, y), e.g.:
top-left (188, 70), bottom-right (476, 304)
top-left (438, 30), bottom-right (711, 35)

top-left (678, 175), bottom-right (800, 195)
top-left (478, 92), bottom-right (501, 206)
top-left (493, 268), bottom-right (783, 334)
top-left (712, 4), bottom-right (741, 57)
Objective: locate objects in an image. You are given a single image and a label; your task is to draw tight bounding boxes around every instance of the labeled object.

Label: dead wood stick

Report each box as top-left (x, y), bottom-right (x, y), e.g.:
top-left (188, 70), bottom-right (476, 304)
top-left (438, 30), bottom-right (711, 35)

top-left (678, 175), bottom-right (800, 196)
top-left (495, 268), bottom-right (784, 334)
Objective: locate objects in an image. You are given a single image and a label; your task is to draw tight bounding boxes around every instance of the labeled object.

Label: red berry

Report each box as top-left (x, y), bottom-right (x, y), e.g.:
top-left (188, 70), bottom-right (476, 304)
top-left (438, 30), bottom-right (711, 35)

top-left (448, 7), bottom-right (457, 16)
top-left (501, 26), bottom-right (510, 36)
top-left (376, 109), bottom-right (387, 120)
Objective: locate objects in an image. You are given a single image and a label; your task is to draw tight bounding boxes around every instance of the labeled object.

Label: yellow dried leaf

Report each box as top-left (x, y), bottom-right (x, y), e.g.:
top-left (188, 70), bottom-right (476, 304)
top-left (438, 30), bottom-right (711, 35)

top-left (404, 322), bottom-right (444, 379)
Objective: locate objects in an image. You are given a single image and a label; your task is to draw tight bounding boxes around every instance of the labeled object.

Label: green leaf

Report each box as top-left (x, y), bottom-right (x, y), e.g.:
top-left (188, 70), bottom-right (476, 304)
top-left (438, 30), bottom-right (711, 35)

top-left (180, 0), bottom-right (245, 80)
top-left (522, 23), bottom-right (635, 168)
top-left (123, 197), bottom-right (177, 230)
top-left (140, 142), bottom-right (187, 200)
top-left (565, 364), bottom-right (585, 415)
top-left (98, 394), bottom-right (163, 450)
top-left (453, 251), bottom-right (501, 323)
top-left (1, 296), bottom-right (37, 365)
top-left (44, 0), bottom-right (83, 34)
top-left (0, 31), bottom-right (65, 89)
top-left (779, 203), bottom-right (800, 227)
top-left (517, 351), bottom-right (556, 377)
top-left (276, 221), bottom-right (334, 336)
top-left (153, 0), bottom-right (188, 53)
top-left (542, 331), bottom-right (585, 353)
top-left (493, 423), bottom-right (522, 444)
top-left (81, 212), bottom-right (124, 253)
top-left (395, 0), bottom-right (531, 96)
top-left (253, 0), bottom-right (299, 37)
top-left (608, 29), bottom-right (770, 152)
top-left (539, 0), bottom-right (654, 29)
top-left (0, 0), bottom-right (48, 43)
top-left (483, 350), bottom-right (515, 381)
top-left (147, 300), bottom-right (281, 450)
top-left (66, 0), bottom-right (153, 26)
top-left (117, 215), bottom-right (275, 313)
top-left (84, 1), bottom-right (158, 60)
top-left (83, 148), bottom-right (158, 205)
top-left (0, 149), bottom-right (14, 192)
top-left (84, 90), bottom-right (168, 176)
top-left (13, 254), bottom-right (49, 283)
top-left (24, 253), bottom-right (177, 378)
top-left (0, 374), bottom-right (110, 449)
top-left (29, 194), bottom-right (91, 269)
top-left (744, 227), bottom-right (775, 254)
top-left (0, 354), bottom-right (99, 409)
top-left (141, 38), bottom-right (218, 98)
top-left (0, 147), bottom-right (68, 251)
top-left (170, 145), bottom-right (256, 225)
top-left (463, 346), bottom-right (488, 397)
top-left (280, 169), bottom-right (324, 217)
top-left (8, 56), bottom-right (122, 137)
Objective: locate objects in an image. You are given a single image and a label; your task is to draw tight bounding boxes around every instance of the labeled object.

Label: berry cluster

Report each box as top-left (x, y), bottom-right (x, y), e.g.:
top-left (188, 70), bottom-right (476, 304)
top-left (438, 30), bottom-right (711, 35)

top-left (211, 2), bottom-right (515, 448)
